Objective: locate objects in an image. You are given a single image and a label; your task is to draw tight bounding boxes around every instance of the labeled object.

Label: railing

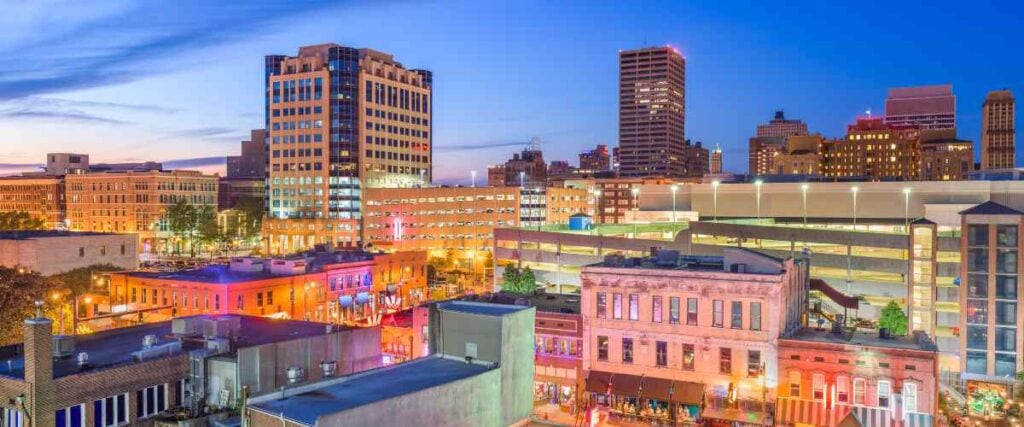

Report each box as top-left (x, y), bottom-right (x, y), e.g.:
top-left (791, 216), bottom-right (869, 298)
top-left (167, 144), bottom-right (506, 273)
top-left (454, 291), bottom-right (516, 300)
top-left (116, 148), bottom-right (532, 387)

top-left (940, 369), bottom-right (966, 395)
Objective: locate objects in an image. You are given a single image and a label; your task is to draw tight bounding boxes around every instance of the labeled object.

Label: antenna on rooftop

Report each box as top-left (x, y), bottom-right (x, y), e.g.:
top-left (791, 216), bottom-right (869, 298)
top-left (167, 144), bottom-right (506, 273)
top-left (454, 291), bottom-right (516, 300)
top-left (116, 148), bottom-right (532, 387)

top-left (528, 137), bottom-right (542, 151)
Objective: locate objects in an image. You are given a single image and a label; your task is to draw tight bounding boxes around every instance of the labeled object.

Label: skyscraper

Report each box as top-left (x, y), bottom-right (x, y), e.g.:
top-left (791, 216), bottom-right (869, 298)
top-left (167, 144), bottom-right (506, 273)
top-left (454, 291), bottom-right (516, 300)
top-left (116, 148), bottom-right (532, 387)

top-left (884, 85), bottom-right (956, 130)
top-left (756, 110), bottom-right (809, 138)
top-left (710, 144), bottom-right (723, 174)
top-left (981, 89), bottom-right (1016, 170)
top-left (264, 44), bottom-right (432, 252)
top-left (617, 46), bottom-right (687, 177)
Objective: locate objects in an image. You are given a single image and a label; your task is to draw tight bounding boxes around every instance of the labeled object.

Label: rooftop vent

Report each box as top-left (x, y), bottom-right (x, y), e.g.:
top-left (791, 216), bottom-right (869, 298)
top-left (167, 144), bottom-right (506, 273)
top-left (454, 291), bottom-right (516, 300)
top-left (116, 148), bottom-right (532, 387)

top-left (142, 334), bottom-right (158, 349)
top-left (172, 317), bottom-right (204, 337)
top-left (320, 360), bottom-right (337, 378)
top-left (203, 317), bottom-right (241, 339)
top-left (53, 335), bottom-right (75, 358)
top-left (286, 366), bottom-right (305, 384)
top-left (76, 352), bottom-right (89, 368)
top-left (229, 257), bottom-right (265, 273)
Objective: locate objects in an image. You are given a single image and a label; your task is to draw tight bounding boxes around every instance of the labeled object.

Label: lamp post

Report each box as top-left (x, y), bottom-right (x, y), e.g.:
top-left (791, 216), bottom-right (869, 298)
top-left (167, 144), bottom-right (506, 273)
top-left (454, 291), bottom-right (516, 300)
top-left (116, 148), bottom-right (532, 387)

top-left (592, 189), bottom-right (602, 236)
top-left (470, 170), bottom-right (477, 187)
top-left (754, 179), bottom-right (763, 221)
top-left (712, 180), bottom-right (720, 222)
top-left (903, 187), bottom-right (912, 231)
top-left (670, 184), bottom-right (679, 223)
top-left (631, 187), bottom-right (639, 237)
top-left (801, 183), bottom-right (809, 227)
top-left (851, 186), bottom-right (859, 230)
top-left (519, 171), bottom-right (525, 189)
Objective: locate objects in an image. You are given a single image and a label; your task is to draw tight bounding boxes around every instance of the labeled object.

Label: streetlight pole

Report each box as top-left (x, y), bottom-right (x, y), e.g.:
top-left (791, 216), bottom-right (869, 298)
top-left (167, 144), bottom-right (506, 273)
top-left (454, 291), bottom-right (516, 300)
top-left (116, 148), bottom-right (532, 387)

top-left (903, 188), bottom-right (912, 232)
top-left (851, 186), bottom-right (859, 231)
top-left (801, 184), bottom-right (809, 227)
top-left (670, 184), bottom-right (679, 223)
top-left (631, 187), bottom-right (639, 237)
top-left (754, 179), bottom-right (763, 222)
top-left (712, 180), bottom-right (720, 222)
top-left (471, 170), bottom-right (477, 187)
top-left (519, 171), bottom-right (525, 189)
top-left (591, 189), bottom-right (601, 236)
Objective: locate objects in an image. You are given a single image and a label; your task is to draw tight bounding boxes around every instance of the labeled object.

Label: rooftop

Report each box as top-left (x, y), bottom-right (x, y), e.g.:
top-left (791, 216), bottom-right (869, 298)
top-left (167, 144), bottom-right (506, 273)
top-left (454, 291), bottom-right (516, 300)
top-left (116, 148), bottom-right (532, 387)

top-left (486, 292), bottom-right (581, 314)
top-left (436, 300), bottom-right (531, 317)
top-left (782, 327), bottom-right (938, 352)
top-left (122, 264), bottom-right (300, 284)
top-left (248, 356), bottom-right (492, 426)
top-left (959, 200), bottom-right (1024, 216)
top-left (0, 230), bottom-right (127, 240)
top-left (0, 315), bottom-right (339, 379)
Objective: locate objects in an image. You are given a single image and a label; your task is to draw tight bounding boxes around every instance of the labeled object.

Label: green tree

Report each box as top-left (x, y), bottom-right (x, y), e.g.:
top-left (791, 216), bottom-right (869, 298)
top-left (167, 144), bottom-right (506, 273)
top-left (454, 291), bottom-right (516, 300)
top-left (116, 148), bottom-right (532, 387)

top-left (519, 266), bottom-right (538, 294)
top-left (195, 205), bottom-right (222, 255)
top-left (0, 211), bottom-right (46, 231)
top-left (49, 264), bottom-right (125, 298)
top-left (165, 199), bottom-right (197, 256)
top-left (502, 265), bottom-right (522, 292)
top-left (0, 267), bottom-right (59, 345)
top-left (234, 197), bottom-right (264, 243)
top-left (878, 300), bottom-right (909, 336)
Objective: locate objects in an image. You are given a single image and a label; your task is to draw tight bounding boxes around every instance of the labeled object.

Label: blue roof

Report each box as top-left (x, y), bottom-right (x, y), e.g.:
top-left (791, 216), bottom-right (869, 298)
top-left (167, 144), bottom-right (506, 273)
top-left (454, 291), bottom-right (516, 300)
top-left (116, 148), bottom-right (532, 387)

top-left (437, 301), bottom-right (531, 316)
top-left (249, 356), bottom-right (492, 425)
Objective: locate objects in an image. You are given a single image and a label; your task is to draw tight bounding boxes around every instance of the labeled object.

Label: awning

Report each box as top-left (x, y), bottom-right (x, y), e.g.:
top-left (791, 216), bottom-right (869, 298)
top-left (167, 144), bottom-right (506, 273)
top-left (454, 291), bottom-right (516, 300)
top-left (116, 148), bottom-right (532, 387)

top-left (849, 406), bottom-right (893, 427)
top-left (671, 381), bottom-right (704, 405)
top-left (642, 376), bottom-right (673, 401)
top-left (585, 371), bottom-right (613, 394)
top-left (776, 398), bottom-right (827, 426)
top-left (903, 411), bottom-right (932, 427)
top-left (700, 407), bottom-right (770, 426)
top-left (612, 373), bottom-right (642, 397)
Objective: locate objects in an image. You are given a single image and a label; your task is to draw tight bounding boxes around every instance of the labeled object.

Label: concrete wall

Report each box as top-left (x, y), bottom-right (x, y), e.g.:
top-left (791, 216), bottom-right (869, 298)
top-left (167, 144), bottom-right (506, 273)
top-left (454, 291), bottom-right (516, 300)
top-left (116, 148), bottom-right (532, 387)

top-left (500, 307), bottom-right (536, 426)
top-left (0, 233), bottom-right (137, 275)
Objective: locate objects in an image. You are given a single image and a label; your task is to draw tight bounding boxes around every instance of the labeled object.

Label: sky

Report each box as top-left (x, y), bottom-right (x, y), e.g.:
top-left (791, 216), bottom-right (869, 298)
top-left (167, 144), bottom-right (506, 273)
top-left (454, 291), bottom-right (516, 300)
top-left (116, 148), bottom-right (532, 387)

top-left (0, 0), bottom-right (1021, 182)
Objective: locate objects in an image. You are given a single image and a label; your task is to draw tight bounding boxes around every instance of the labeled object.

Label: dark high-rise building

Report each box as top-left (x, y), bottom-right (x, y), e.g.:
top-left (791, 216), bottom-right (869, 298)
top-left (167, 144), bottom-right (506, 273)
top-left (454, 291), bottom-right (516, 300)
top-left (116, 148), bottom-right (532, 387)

top-left (681, 140), bottom-right (710, 177)
top-left (578, 144), bottom-right (611, 173)
top-left (263, 44), bottom-right (432, 252)
top-left (981, 89), bottom-right (1016, 170)
top-left (226, 129), bottom-right (268, 179)
top-left (884, 85), bottom-right (956, 130)
top-left (501, 148), bottom-right (546, 187)
top-left (617, 46), bottom-right (686, 177)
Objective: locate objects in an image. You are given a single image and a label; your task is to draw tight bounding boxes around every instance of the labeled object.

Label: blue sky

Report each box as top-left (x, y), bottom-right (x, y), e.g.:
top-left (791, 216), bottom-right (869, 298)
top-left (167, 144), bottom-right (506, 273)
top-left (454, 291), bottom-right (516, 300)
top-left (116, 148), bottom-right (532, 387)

top-left (0, 0), bottom-right (1021, 181)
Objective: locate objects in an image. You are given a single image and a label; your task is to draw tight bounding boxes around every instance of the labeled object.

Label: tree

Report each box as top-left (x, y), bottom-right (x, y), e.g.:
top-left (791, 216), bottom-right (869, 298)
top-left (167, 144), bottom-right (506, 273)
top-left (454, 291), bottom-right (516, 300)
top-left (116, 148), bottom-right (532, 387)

top-left (49, 264), bottom-right (125, 298)
top-left (502, 265), bottom-right (539, 294)
top-left (234, 197), bottom-right (265, 243)
top-left (195, 205), bottom-right (222, 255)
top-left (878, 300), bottom-right (908, 336)
top-left (0, 267), bottom-right (59, 345)
top-left (0, 211), bottom-right (46, 231)
top-left (165, 199), bottom-right (198, 256)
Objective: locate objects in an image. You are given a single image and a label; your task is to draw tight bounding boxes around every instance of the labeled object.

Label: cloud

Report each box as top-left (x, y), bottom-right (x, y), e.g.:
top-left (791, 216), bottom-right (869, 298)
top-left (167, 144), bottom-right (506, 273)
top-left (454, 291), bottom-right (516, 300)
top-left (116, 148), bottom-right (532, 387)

top-left (0, 108), bottom-right (132, 125)
top-left (0, 1), bottom-right (345, 100)
top-left (162, 156), bottom-right (226, 170)
top-left (164, 127), bottom-right (240, 139)
top-left (37, 97), bottom-right (181, 114)
top-left (434, 141), bottom-right (531, 151)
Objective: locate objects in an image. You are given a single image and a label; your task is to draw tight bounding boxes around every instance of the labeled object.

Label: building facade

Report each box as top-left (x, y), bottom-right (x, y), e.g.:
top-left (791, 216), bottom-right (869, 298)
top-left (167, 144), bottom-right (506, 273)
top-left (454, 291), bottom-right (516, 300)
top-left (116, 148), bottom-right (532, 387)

top-left (226, 129), bottom-right (268, 179)
top-left (618, 46), bottom-right (687, 178)
top-left (884, 85), bottom-right (956, 131)
top-left (0, 176), bottom-right (65, 228)
top-left (579, 144), bottom-right (612, 174)
top-left (0, 231), bottom-right (138, 275)
top-left (756, 111), bottom-right (809, 139)
top-left (710, 144), bottom-right (723, 174)
top-left (581, 248), bottom-right (808, 426)
top-left (264, 44), bottom-right (432, 253)
top-left (980, 89), bottom-right (1016, 170)
top-left (65, 170), bottom-right (218, 254)
top-left (820, 118), bottom-right (921, 181)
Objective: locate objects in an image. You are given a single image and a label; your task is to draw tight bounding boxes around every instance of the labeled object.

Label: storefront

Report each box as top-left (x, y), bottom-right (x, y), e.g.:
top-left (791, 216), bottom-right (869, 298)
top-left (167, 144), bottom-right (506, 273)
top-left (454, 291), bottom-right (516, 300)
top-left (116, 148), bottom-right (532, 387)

top-left (966, 380), bottom-right (1010, 419)
top-left (584, 371), bottom-right (702, 426)
top-left (535, 382), bottom-right (575, 407)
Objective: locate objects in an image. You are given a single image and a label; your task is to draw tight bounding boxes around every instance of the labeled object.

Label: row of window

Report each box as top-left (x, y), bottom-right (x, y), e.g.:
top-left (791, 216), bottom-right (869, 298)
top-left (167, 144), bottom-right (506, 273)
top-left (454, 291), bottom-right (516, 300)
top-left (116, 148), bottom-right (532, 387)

top-left (595, 293), bottom-right (762, 331)
top-left (596, 336), bottom-right (762, 376)
top-left (788, 373), bottom-right (917, 413)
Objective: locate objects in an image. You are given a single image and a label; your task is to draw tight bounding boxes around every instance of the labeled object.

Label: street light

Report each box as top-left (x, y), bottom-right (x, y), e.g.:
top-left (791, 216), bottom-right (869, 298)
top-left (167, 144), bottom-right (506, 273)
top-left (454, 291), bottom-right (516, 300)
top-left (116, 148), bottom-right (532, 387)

top-left (903, 187), bottom-right (912, 231)
top-left (670, 184), bottom-right (679, 223)
top-left (470, 170), bottom-right (477, 187)
top-left (851, 186), bottom-right (859, 230)
top-left (711, 180), bottom-right (720, 222)
top-left (519, 171), bottom-right (525, 189)
top-left (801, 184), bottom-right (809, 226)
top-left (591, 189), bottom-right (602, 236)
top-left (754, 179), bottom-right (763, 221)
top-left (631, 187), bottom-right (640, 237)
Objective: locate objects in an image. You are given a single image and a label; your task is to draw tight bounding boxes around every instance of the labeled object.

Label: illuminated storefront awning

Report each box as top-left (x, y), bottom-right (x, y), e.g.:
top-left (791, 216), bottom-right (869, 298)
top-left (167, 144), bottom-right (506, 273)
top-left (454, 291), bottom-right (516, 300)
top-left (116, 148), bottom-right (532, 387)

top-left (776, 397), bottom-right (827, 426)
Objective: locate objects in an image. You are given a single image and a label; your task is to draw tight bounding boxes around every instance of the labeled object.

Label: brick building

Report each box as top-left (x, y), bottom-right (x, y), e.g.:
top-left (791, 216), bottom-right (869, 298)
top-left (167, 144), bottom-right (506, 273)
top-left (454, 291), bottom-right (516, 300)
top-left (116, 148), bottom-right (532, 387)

top-left (0, 231), bottom-right (137, 276)
top-left (0, 176), bottom-right (65, 229)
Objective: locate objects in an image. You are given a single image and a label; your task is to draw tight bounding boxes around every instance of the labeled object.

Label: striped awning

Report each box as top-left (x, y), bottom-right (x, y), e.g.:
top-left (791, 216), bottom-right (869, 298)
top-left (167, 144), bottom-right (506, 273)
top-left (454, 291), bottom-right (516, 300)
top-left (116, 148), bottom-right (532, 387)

top-left (777, 397), bottom-right (827, 426)
top-left (902, 411), bottom-right (933, 427)
top-left (849, 406), bottom-right (893, 427)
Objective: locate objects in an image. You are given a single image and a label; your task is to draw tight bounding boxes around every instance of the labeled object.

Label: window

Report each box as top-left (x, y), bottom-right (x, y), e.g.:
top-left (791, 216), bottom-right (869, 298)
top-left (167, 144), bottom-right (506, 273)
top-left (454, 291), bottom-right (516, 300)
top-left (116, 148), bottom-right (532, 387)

top-left (622, 338), bottom-right (633, 364)
top-left (719, 348), bottom-right (731, 374)
top-left (812, 373), bottom-right (825, 400)
top-left (267, 291), bottom-right (273, 305)
top-left (79, 247), bottom-right (85, 257)
top-left (596, 293), bottom-right (607, 318)
top-left (597, 336), bottom-right (608, 361)
top-left (682, 344), bottom-right (695, 370)
top-left (93, 393), bottom-right (127, 427)
top-left (56, 404), bottom-right (85, 427)
top-left (628, 294), bottom-right (639, 321)
top-left (652, 296), bottom-right (663, 323)
top-left (903, 382), bottom-right (918, 414)
top-left (670, 297), bottom-right (681, 324)
top-left (877, 380), bottom-right (891, 408)
top-left (789, 371), bottom-right (801, 397)
top-left (612, 294), bottom-right (622, 319)
top-left (656, 341), bottom-right (668, 367)
top-left (257, 292), bottom-right (264, 307)
top-left (731, 301), bottom-right (743, 329)
top-left (136, 384), bottom-right (168, 418)
top-left (750, 302), bottom-right (762, 331)
top-left (713, 300), bottom-right (724, 328)
top-left (853, 378), bottom-right (866, 405)
top-left (686, 298), bottom-right (698, 325)
top-left (836, 376), bottom-right (850, 403)
top-left (747, 350), bottom-right (761, 377)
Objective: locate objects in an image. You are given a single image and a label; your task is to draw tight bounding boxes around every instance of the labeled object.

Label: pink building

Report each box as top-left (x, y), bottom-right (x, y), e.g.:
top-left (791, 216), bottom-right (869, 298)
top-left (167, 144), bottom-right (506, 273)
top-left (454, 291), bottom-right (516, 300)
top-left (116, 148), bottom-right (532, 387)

top-left (581, 247), bottom-right (809, 426)
top-left (776, 328), bottom-right (938, 427)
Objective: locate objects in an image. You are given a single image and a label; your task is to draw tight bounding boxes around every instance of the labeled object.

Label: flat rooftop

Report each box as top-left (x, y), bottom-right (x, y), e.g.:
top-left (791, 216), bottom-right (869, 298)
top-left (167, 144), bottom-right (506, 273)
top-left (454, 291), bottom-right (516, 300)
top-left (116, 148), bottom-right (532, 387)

top-left (249, 356), bottom-right (492, 426)
top-left (0, 230), bottom-right (128, 240)
top-left (487, 292), bottom-right (581, 314)
top-left (122, 264), bottom-right (302, 284)
top-left (436, 300), bottom-right (531, 316)
top-left (783, 327), bottom-right (938, 352)
top-left (0, 315), bottom-right (338, 379)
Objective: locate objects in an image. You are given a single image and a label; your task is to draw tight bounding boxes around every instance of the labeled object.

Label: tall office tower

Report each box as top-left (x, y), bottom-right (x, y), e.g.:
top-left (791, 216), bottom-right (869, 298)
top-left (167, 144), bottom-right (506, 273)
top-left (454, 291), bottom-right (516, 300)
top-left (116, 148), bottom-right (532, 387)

top-left (981, 89), bottom-right (1016, 170)
top-left (710, 144), bottom-right (723, 174)
top-left (884, 85), bottom-right (956, 130)
top-left (264, 44), bottom-right (432, 252)
top-left (681, 140), bottom-right (710, 177)
top-left (756, 110), bottom-right (809, 138)
top-left (617, 46), bottom-right (686, 177)
top-left (227, 129), bottom-right (268, 178)
top-left (749, 111), bottom-right (808, 175)
top-left (579, 144), bottom-right (611, 173)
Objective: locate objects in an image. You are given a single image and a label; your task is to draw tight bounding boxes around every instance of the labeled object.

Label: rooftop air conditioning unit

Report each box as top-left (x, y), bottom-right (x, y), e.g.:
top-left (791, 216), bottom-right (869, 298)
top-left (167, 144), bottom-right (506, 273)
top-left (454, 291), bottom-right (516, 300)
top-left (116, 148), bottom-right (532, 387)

top-left (53, 335), bottom-right (76, 358)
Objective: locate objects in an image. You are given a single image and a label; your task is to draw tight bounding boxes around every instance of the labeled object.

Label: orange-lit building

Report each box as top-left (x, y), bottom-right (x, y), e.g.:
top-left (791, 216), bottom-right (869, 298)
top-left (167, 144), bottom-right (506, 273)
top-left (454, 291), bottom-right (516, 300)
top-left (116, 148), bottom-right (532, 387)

top-left (820, 118), bottom-right (921, 181)
top-left (919, 130), bottom-right (974, 181)
top-left (103, 251), bottom-right (427, 325)
top-left (362, 186), bottom-right (591, 268)
top-left (0, 176), bottom-right (65, 228)
top-left (65, 170), bottom-right (218, 254)
top-left (592, 177), bottom-right (674, 224)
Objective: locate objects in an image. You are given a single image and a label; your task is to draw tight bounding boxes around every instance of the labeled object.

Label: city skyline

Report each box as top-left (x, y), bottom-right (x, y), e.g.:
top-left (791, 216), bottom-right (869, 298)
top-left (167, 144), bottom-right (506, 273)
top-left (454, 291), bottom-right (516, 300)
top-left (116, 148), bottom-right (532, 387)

top-left (0, 1), bottom-right (1021, 182)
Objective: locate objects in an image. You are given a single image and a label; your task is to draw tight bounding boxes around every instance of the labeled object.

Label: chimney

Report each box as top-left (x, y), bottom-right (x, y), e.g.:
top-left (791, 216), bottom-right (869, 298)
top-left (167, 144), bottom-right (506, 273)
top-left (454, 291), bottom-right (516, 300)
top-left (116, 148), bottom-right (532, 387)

top-left (24, 301), bottom-right (56, 426)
